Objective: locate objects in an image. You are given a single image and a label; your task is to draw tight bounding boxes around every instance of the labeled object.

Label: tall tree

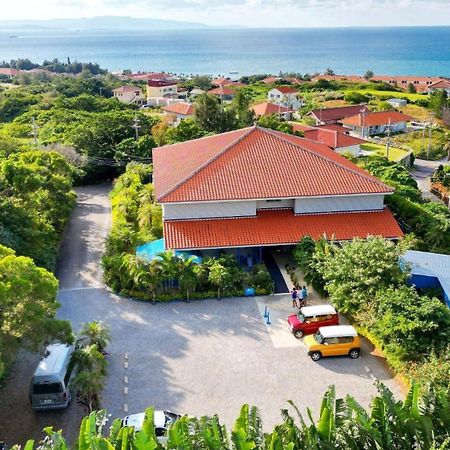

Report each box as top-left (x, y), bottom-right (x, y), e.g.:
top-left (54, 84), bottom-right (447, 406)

top-left (194, 93), bottom-right (222, 132)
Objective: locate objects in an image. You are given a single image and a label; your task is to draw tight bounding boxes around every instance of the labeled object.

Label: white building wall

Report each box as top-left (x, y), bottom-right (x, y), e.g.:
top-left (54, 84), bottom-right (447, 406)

top-left (294, 195), bottom-right (385, 214)
top-left (335, 144), bottom-right (361, 156)
top-left (163, 201), bottom-right (256, 220)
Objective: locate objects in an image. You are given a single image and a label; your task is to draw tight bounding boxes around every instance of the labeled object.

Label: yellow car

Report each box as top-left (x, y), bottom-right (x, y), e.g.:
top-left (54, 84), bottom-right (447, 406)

top-left (304, 325), bottom-right (361, 361)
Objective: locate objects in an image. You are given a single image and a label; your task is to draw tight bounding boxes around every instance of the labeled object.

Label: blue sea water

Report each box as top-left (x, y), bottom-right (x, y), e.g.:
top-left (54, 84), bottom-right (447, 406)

top-left (1, 27), bottom-right (450, 76)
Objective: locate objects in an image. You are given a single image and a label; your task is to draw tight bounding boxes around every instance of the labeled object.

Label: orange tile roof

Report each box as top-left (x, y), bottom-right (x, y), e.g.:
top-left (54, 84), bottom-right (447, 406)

top-left (271, 86), bottom-right (298, 94)
top-left (113, 85), bottom-right (142, 93)
top-left (208, 86), bottom-right (236, 96)
top-left (164, 208), bottom-right (403, 250)
top-left (290, 123), bottom-right (315, 133)
top-left (152, 126), bottom-right (392, 203)
top-left (310, 105), bottom-right (369, 123)
top-left (262, 76), bottom-right (281, 84)
top-left (212, 77), bottom-right (232, 86)
top-left (162, 102), bottom-right (195, 115)
top-left (252, 102), bottom-right (294, 116)
top-left (340, 111), bottom-right (415, 127)
top-left (428, 79), bottom-right (450, 89)
top-left (304, 129), bottom-right (365, 149)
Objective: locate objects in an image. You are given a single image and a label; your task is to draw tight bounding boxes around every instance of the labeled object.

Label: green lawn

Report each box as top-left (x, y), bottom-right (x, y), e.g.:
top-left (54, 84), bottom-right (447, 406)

top-left (349, 89), bottom-right (426, 102)
top-left (360, 143), bottom-right (409, 162)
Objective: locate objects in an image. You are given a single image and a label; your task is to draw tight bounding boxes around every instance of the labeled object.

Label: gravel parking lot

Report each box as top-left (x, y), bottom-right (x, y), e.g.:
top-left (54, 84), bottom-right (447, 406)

top-left (0, 184), bottom-right (404, 446)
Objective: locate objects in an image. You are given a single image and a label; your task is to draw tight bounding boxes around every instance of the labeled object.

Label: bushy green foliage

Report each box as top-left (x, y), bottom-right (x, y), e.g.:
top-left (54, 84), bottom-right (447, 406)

top-left (0, 245), bottom-right (73, 380)
top-left (313, 237), bottom-right (450, 388)
top-left (257, 114), bottom-right (294, 134)
top-left (15, 383), bottom-right (450, 450)
top-left (0, 150), bottom-right (76, 269)
top-left (344, 91), bottom-right (370, 104)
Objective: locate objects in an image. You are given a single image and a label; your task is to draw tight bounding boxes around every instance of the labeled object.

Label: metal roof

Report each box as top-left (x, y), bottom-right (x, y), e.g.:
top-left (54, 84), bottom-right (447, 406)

top-left (34, 344), bottom-right (72, 377)
top-left (403, 250), bottom-right (450, 300)
top-left (319, 325), bottom-right (357, 338)
top-left (300, 304), bottom-right (336, 316)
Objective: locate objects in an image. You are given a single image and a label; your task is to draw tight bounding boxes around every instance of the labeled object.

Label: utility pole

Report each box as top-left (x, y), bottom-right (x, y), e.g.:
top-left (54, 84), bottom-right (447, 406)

top-left (31, 116), bottom-right (38, 145)
top-left (360, 107), bottom-right (367, 140)
top-left (132, 114), bottom-right (141, 141)
top-left (427, 113), bottom-right (434, 159)
top-left (385, 118), bottom-right (392, 160)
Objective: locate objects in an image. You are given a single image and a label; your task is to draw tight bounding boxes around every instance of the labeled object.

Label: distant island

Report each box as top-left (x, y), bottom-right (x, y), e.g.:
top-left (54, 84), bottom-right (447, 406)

top-left (0, 15), bottom-right (226, 31)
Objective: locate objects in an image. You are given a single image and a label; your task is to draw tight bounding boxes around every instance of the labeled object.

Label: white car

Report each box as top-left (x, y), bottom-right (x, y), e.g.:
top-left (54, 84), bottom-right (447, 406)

top-left (122, 410), bottom-right (180, 442)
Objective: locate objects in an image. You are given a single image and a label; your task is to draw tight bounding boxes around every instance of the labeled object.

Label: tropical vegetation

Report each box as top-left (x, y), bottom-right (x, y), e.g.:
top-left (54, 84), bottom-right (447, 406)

top-left (14, 382), bottom-right (450, 449)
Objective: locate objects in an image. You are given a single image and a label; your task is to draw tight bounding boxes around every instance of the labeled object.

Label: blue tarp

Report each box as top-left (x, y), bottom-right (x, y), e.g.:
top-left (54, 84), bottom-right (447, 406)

top-left (136, 238), bottom-right (202, 264)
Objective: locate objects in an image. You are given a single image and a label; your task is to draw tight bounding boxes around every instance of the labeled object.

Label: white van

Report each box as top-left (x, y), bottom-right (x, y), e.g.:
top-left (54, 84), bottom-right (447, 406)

top-left (30, 344), bottom-right (74, 410)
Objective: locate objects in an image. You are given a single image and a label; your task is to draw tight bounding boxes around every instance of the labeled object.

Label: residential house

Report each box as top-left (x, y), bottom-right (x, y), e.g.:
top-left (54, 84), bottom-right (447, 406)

top-left (208, 86), bottom-right (236, 101)
top-left (340, 111), bottom-right (414, 137)
top-left (303, 128), bottom-right (365, 156)
top-left (252, 102), bottom-right (294, 120)
top-left (152, 126), bottom-right (403, 263)
top-left (371, 75), bottom-right (441, 93)
top-left (189, 88), bottom-right (205, 98)
top-left (162, 102), bottom-right (195, 125)
top-left (112, 85), bottom-right (145, 105)
top-left (267, 86), bottom-right (303, 110)
top-left (309, 105), bottom-right (369, 125)
top-left (212, 77), bottom-right (233, 87)
top-left (120, 71), bottom-right (175, 82)
top-left (147, 79), bottom-right (178, 101)
top-left (0, 68), bottom-right (22, 78)
top-left (427, 79), bottom-right (450, 96)
top-left (262, 76), bottom-right (281, 84)
top-left (387, 98), bottom-right (408, 108)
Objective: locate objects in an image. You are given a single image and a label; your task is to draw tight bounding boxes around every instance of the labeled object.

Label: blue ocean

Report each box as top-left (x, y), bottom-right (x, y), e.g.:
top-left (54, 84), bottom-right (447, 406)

top-left (1, 26), bottom-right (450, 76)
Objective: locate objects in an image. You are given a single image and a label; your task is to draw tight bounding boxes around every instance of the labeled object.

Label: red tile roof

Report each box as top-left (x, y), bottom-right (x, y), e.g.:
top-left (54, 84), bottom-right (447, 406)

top-left (152, 126), bottom-right (392, 203)
top-left (164, 208), bottom-right (403, 250)
top-left (262, 76), bottom-right (281, 84)
top-left (340, 111), bottom-right (414, 127)
top-left (212, 77), bottom-right (232, 86)
top-left (0, 68), bottom-right (20, 76)
top-left (162, 102), bottom-right (195, 115)
top-left (208, 86), bottom-right (236, 96)
top-left (271, 86), bottom-right (298, 94)
top-left (304, 129), bottom-right (365, 149)
top-left (315, 124), bottom-right (349, 132)
top-left (310, 105), bottom-right (369, 123)
top-left (311, 75), bottom-right (367, 83)
top-left (113, 85), bottom-right (142, 93)
top-left (290, 123), bottom-right (315, 133)
top-left (252, 102), bottom-right (294, 116)
top-left (428, 79), bottom-right (450, 89)
top-left (147, 79), bottom-right (177, 87)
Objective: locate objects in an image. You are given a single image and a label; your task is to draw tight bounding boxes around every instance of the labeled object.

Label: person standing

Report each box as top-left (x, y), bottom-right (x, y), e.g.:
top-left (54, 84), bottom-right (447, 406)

top-left (291, 288), bottom-right (298, 307)
top-left (298, 286), bottom-right (305, 307)
top-left (302, 285), bottom-right (308, 304)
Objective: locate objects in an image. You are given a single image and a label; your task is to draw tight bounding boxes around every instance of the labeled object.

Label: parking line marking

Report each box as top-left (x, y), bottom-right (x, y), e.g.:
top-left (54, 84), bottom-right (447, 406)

top-left (124, 361), bottom-right (128, 369)
top-left (124, 403), bottom-right (128, 412)
top-left (124, 353), bottom-right (128, 360)
top-left (124, 376), bottom-right (128, 384)
top-left (124, 386), bottom-right (128, 395)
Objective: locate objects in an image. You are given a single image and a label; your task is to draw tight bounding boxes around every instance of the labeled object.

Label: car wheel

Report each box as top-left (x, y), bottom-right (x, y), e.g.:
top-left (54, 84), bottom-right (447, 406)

top-left (294, 330), bottom-right (304, 339)
top-left (349, 349), bottom-right (360, 359)
top-left (310, 351), bottom-right (321, 361)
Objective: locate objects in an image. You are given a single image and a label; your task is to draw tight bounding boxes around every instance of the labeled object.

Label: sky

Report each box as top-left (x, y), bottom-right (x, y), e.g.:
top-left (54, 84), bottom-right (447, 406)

top-left (2, 0), bottom-right (450, 27)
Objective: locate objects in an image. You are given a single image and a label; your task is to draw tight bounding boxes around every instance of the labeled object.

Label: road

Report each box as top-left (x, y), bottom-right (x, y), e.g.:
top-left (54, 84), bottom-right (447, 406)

top-left (0, 183), bottom-right (404, 446)
top-left (411, 156), bottom-right (449, 204)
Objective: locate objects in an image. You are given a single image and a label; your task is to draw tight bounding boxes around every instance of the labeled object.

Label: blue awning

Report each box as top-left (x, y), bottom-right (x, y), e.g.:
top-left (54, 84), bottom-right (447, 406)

top-left (136, 239), bottom-right (202, 264)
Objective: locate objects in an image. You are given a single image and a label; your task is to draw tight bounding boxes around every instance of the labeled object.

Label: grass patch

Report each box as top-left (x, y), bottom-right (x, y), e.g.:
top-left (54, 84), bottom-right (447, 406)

top-left (361, 142), bottom-right (409, 162)
top-left (349, 89), bottom-right (426, 102)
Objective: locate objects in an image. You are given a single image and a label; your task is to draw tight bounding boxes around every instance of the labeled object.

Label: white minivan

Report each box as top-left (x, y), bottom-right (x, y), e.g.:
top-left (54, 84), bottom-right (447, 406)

top-left (30, 344), bottom-right (74, 410)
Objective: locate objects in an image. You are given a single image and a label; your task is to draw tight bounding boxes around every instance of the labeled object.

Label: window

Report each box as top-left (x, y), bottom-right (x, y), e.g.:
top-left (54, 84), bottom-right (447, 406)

top-left (338, 336), bottom-right (354, 344)
top-left (266, 199), bottom-right (282, 203)
top-left (325, 337), bottom-right (339, 344)
top-left (33, 382), bottom-right (63, 395)
top-left (155, 428), bottom-right (167, 437)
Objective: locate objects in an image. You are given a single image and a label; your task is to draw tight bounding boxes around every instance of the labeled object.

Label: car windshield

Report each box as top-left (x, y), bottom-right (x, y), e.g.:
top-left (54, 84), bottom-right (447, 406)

top-left (164, 411), bottom-right (180, 425)
top-left (33, 382), bottom-right (63, 394)
top-left (297, 313), bottom-right (305, 323)
top-left (314, 331), bottom-right (324, 344)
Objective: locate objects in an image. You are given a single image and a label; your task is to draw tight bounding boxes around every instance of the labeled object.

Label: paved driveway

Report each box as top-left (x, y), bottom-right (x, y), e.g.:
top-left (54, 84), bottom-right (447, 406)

top-left (0, 184), bottom-right (404, 446)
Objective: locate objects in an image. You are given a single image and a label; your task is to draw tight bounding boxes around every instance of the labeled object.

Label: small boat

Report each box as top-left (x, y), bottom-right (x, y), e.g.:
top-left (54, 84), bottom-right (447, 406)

top-left (9, 35), bottom-right (18, 38)
top-left (229, 71), bottom-right (239, 74)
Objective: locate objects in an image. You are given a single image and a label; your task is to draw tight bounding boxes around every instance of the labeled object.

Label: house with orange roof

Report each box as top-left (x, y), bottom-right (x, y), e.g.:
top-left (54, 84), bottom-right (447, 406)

top-left (112, 85), bottom-right (145, 105)
top-left (208, 86), bottom-right (236, 101)
top-left (152, 126), bottom-right (402, 262)
top-left (251, 102), bottom-right (294, 120)
top-left (311, 74), bottom-right (367, 84)
top-left (162, 102), bottom-right (195, 125)
top-left (428, 79), bottom-right (450, 96)
top-left (267, 86), bottom-right (303, 110)
top-left (0, 68), bottom-right (21, 78)
top-left (303, 128), bottom-right (366, 156)
top-left (262, 76), bottom-right (281, 84)
top-left (309, 105), bottom-right (370, 125)
top-left (340, 110), bottom-right (415, 137)
top-left (371, 75), bottom-right (441, 93)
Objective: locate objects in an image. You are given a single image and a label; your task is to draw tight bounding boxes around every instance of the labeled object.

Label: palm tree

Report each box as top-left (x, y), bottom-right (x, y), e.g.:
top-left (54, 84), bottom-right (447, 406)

top-left (71, 344), bottom-right (107, 376)
top-left (134, 260), bottom-right (162, 303)
top-left (178, 257), bottom-right (198, 302)
top-left (70, 371), bottom-right (105, 413)
top-left (208, 261), bottom-right (229, 300)
top-left (158, 251), bottom-right (179, 290)
top-left (77, 321), bottom-right (111, 354)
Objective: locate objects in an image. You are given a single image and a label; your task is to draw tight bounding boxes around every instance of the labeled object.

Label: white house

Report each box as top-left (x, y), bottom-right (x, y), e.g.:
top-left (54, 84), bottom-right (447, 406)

top-left (340, 111), bottom-right (414, 137)
top-left (152, 126), bottom-right (402, 262)
top-left (303, 128), bottom-right (365, 156)
top-left (387, 98), bottom-right (408, 108)
top-left (147, 79), bottom-right (178, 101)
top-left (112, 85), bottom-right (145, 105)
top-left (161, 102), bottom-right (195, 125)
top-left (267, 86), bottom-right (303, 110)
top-left (428, 79), bottom-right (450, 96)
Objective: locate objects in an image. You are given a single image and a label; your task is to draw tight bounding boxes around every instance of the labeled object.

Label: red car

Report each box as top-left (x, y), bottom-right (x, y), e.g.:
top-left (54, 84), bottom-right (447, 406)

top-left (287, 304), bottom-right (339, 338)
